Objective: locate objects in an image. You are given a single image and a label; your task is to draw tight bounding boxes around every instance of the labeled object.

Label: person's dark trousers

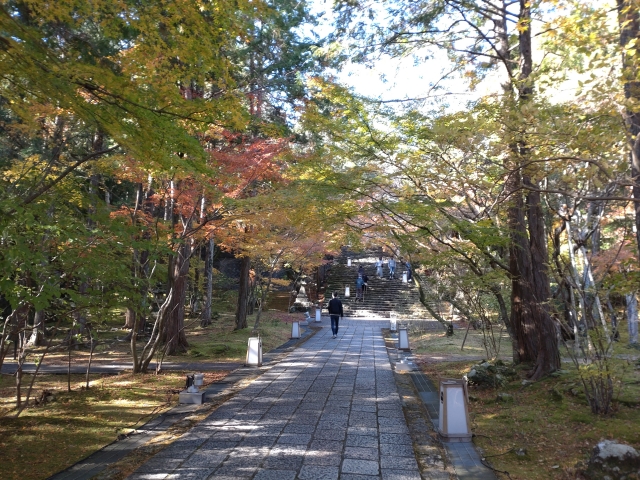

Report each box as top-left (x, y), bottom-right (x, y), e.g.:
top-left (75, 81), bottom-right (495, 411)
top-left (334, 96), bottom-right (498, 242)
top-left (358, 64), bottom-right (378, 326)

top-left (330, 315), bottom-right (340, 335)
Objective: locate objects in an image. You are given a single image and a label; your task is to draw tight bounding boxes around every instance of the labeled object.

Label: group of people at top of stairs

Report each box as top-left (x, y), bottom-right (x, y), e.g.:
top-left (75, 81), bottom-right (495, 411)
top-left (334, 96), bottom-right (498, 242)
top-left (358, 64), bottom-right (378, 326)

top-left (354, 256), bottom-right (412, 303)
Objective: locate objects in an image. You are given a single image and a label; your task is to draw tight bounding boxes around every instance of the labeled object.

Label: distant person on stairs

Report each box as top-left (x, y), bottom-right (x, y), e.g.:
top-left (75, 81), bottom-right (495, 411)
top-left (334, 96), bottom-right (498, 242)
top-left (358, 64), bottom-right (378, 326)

top-left (388, 257), bottom-right (396, 279)
top-left (405, 260), bottom-right (412, 282)
top-left (375, 257), bottom-right (384, 278)
top-left (328, 291), bottom-right (343, 338)
top-left (355, 274), bottom-right (365, 302)
top-left (362, 272), bottom-right (369, 295)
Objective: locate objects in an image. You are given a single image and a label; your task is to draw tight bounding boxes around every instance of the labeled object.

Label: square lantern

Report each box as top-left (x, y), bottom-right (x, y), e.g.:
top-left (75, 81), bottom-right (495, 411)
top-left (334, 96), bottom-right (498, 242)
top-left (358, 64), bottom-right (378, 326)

top-left (398, 327), bottom-right (410, 350)
top-left (438, 379), bottom-right (472, 442)
top-left (246, 336), bottom-right (262, 366)
top-left (291, 321), bottom-right (301, 339)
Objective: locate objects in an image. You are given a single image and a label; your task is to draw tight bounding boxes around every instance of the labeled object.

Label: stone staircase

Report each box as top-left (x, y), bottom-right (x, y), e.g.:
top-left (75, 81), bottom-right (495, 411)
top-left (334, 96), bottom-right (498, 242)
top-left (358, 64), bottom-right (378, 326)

top-left (321, 250), bottom-right (438, 322)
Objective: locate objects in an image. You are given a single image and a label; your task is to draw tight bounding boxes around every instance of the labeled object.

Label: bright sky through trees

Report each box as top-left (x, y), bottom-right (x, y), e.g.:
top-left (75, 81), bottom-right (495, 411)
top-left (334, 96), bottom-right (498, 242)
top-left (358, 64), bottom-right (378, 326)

top-left (310, 0), bottom-right (619, 111)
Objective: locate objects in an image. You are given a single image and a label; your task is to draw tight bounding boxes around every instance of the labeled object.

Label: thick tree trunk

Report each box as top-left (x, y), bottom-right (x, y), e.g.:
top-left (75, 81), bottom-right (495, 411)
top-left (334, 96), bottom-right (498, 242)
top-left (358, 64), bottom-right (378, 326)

top-left (124, 308), bottom-right (136, 330)
top-left (617, 1), bottom-right (640, 347)
top-left (163, 241), bottom-right (190, 355)
top-left (502, 1), bottom-right (560, 379)
top-left (507, 169), bottom-right (532, 366)
top-left (201, 237), bottom-right (214, 327)
top-left (617, 0), bottom-right (640, 257)
top-left (524, 178), bottom-right (560, 378)
top-left (235, 256), bottom-right (251, 330)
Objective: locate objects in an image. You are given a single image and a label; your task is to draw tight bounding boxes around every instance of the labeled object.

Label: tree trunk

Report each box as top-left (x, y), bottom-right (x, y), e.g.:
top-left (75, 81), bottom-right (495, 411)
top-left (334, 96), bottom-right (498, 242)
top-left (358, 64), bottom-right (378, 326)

top-left (247, 271), bottom-right (256, 316)
top-left (524, 178), bottom-right (560, 378)
top-left (617, 0), bottom-right (640, 258)
top-left (503, 1), bottom-right (560, 379)
top-left (124, 307), bottom-right (136, 330)
top-left (235, 256), bottom-right (251, 330)
top-left (27, 309), bottom-right (45, 347)
top-left (163, 241), bottom-right (190, 355)
top-left (627, 293), bottom-right (639, 344)
top-left (201, 237), bottom-right (214, 327)
top-left (617, 2), bottom-right (640, 347)
top-left (190, 254), bottom-right (200, 314)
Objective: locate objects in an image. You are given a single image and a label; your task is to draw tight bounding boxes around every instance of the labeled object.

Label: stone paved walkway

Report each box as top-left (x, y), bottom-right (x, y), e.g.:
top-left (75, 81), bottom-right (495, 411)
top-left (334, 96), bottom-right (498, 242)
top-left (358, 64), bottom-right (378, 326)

top-left (128, 318), bottom-right (430, 480)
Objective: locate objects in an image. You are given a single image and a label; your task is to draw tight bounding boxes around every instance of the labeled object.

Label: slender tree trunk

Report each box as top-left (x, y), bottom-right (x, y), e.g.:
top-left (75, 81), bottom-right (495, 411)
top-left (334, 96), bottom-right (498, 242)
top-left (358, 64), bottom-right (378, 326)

top-left (253, 251), bottom-right (285, 331)
top-left (201, 237), bottom-right (214, 327)
top-left (190, 254), bottom-right (200, 314)
top-left (235, 256), bottom-right (251, 330)
top-left (27, 310), bottom-right (45, 347)
top-left (247, 272), bottom-right (256, 316)
top-left (138, 288), bottom-right (173, 373)
top-left (627, 293), bottom-right (639, 344)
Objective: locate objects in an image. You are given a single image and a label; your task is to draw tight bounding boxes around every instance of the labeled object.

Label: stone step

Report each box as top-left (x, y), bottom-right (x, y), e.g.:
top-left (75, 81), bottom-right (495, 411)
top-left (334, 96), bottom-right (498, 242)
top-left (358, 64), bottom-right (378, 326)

top-left (322, 251), bottom-right (434, 319)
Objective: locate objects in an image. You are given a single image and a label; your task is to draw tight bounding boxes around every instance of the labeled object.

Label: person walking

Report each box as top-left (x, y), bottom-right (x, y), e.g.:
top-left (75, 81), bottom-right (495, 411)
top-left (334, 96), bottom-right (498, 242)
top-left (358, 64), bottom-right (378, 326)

top-left (327, 291), bottom-right (343, 338)
top-left (388, 257), bottom-right (396, 279)
top-left (355, 274), bottom-right (365, 302)
top-left (405, 260), bottom-right (412, 282)
top-left (375, 257), bottom-right (383, 278)
top-left (362, 272), bottom-right (369, 296)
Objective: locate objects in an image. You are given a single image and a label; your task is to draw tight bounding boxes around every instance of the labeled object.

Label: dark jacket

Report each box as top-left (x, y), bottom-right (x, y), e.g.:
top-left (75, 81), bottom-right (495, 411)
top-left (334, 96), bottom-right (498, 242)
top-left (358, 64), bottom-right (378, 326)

top-left (328, 297), bottom-right (343, 317)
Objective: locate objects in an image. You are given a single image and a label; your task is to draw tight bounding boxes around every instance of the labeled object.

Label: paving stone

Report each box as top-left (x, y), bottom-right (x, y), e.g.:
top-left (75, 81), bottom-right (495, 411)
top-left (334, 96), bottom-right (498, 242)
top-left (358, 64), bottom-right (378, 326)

top-left (320, 413), bottom-right (349, 422)
top-left (239, 435), bottom-right (278, 447)
top-left (314, 429), bottom-right (347, 441)
top-left (341, 458), bottom-right (380, 476)
top-left (303, 450), bottom-right (342, 466)
top-left (183, 452), bottom-right (226, 468)
top-left (316, 421), bottom-right (348, 431)
top-left (264, 452), bottom-right (305, 471)
top-left (380, 469), bottom-right (422, 480)
top-left (379, 443), bottom-right (415, 457)
top-left (135, 458), bottom-right (183, 473)
top-left (298, 465), bottom-right (340, 480)
top-left (290, 413), bottom-right (321, 425)
top-left (347, 426), bottom-right (378, 436)
top-left (211, 464), bottom-right (257, 478)
top-left (344, 446), bottom-right (379, 460)
top-left (378, 423), bottom-right (409, 434)
top-left (252, 469), bottom-right (297, 480)
top-left (127, 473), bottom-right (168, 480)
top-left (339, 475), bottom-right (381, 480)
top-left (153, 444), bottom-right (196, 459)
top-left (349, 417), bottom-right (378, 428)
top-left (350, 404), bottom-right (377, 413)
top-left (198, 440), bottom-right (238, 451)
top-left (276, 433), bottom-right (312, 445)
top-left (380, 455), bottom-right (418, 470)
top-left (164, 468), bottom-right (215, 480)
top-left (346, 434), bottom-right (378, 448)
top-left (283, 423), bottom-right (317, 434)
top-left (379, 433), bottom-right (412, 445)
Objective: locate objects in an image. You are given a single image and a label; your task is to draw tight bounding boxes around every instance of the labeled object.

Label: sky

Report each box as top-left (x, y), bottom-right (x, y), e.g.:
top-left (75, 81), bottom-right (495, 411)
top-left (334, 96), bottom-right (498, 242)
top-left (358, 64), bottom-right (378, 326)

top-left (307, 1), bottom-right (480, 113)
